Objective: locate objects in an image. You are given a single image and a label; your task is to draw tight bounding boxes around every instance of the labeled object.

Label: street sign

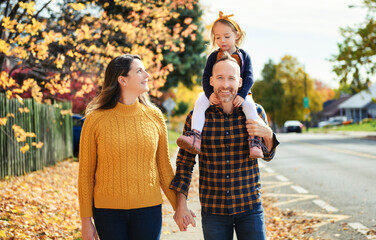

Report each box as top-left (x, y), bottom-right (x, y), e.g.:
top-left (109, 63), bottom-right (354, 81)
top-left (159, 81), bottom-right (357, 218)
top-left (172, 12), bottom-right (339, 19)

top-left (303, 97), bottom-right (309, 108)
top-left (162, 98), bottom-right (176, 112)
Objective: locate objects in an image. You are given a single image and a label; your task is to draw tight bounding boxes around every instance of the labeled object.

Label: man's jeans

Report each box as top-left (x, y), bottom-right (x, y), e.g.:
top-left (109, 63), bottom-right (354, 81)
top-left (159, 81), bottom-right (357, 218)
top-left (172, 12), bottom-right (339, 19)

top-left (201, 203), bottom-right (266, 240)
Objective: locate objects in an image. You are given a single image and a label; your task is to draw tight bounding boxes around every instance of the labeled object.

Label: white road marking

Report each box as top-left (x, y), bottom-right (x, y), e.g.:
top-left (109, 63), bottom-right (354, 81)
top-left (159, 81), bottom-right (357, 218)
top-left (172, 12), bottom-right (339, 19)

top-left (275, 175), bottom-right (289, 182)
top-left (348, 222), bottom-right (376, 240)
top-left (291, 185), bottom-right (309, 194)
top-left (264, 167), bottom-right (275, 173)
top-left (312, 199), bottom-right (338, 212)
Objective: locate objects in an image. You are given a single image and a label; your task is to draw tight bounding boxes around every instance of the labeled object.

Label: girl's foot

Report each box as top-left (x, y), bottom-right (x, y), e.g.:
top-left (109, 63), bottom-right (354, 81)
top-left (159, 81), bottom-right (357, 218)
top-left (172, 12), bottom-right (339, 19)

top-left (248, 136), bottom-right (264, 158)
top-left (176, 129), bottom-right (201, 154)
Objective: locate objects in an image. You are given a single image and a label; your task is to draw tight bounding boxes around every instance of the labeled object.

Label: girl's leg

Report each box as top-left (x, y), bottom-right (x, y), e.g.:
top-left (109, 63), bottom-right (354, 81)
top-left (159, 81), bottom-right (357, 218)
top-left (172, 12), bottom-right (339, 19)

top-left (242, 95), bottom-right (264, 158)
top-left (241, 95), bottom-right (258, 120)
top-left (177, 93), bottom-right (210, 154)
top-left (191, 93), bottom-right (211, 131)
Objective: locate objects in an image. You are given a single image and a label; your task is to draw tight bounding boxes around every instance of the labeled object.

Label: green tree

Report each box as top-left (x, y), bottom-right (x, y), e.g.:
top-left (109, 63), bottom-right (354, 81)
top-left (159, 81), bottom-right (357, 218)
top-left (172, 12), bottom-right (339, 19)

top-left (254, 56), bottom-right (323, 127)
top-left (252, 59), bottom-right (283, 131)
top-left (331, 0), bottom-right (376, 90)
top-left (161, 1), bottom-right (208, 90)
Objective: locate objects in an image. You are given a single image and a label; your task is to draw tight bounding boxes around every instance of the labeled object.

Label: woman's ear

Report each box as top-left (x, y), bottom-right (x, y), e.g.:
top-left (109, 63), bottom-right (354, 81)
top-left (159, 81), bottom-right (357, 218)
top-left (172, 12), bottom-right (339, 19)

top-left (118, 76), bottom-right (127, 86)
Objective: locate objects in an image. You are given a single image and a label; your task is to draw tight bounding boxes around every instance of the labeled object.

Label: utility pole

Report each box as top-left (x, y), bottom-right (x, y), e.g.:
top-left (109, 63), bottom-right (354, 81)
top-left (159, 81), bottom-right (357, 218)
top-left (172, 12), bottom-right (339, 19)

top-left (303, 69), bottom-right (309, 132)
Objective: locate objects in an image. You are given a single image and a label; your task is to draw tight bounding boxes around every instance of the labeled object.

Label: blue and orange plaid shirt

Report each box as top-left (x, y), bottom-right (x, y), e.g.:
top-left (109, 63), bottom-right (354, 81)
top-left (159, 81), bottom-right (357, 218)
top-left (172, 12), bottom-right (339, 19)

top-left (170, 104), bottom-right (279, 215)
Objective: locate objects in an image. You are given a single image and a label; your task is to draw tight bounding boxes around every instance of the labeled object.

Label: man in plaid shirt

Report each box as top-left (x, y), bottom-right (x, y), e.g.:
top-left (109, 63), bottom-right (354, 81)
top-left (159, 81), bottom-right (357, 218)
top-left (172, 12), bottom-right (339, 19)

top-left (170, 52), bottom-right (279, 240)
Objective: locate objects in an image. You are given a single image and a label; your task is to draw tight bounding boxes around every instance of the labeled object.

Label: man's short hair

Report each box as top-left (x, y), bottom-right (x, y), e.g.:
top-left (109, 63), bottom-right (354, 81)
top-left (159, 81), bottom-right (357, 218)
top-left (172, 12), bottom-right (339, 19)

top-left (212, 51), bottom-right (240, 73)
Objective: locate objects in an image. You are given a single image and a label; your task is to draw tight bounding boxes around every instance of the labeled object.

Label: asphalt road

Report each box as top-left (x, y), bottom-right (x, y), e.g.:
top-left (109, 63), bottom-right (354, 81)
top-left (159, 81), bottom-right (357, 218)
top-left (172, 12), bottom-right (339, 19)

top-left (265, 132), bottom-right (376, 239)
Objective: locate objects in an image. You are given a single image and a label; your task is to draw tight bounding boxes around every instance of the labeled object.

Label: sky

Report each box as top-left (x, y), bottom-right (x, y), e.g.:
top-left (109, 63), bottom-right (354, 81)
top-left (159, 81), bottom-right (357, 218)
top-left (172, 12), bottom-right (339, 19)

top-left (200, 0), bottom-right (369, 88)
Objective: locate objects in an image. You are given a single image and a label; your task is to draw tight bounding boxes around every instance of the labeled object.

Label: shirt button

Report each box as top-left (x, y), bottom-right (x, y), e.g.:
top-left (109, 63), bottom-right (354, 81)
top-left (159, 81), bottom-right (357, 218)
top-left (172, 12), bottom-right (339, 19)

top-left (226, 131), bottom-right (229, 135)
top-left (226, 190), bottom-right (230, 194)
top-left (226, 160), bottom-right (230, 163)
top-left (226, 175), bottom-right (229, 178)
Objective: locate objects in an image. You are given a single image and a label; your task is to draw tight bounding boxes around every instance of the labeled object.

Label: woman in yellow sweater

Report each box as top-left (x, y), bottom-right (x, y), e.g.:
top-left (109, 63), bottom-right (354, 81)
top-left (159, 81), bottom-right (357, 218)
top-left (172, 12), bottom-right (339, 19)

top-left (78, 54), bottom-right (178, 240)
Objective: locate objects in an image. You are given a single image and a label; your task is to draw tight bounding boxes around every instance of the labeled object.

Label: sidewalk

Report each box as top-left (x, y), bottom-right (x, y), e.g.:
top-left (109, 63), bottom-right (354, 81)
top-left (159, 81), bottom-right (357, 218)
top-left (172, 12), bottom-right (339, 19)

top-left (161, 153), bottom-right (204, 240)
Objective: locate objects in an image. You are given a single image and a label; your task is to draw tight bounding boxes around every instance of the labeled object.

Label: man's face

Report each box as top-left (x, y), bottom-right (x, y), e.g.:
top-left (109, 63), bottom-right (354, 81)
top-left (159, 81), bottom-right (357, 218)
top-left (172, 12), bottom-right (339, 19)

top-left (210, 60), bottom-right (242, 103)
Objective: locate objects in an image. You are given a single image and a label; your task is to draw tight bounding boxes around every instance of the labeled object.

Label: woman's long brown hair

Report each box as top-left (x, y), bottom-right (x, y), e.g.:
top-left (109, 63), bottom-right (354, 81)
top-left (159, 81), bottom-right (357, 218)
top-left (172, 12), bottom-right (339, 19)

top-left (85, 54), bottom-right (154, 117)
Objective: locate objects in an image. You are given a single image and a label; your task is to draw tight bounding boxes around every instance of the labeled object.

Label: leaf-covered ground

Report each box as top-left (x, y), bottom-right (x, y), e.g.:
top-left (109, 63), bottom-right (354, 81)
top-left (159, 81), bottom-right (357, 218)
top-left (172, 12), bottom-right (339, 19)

top-left (0, 159), bottom-right (322, 239)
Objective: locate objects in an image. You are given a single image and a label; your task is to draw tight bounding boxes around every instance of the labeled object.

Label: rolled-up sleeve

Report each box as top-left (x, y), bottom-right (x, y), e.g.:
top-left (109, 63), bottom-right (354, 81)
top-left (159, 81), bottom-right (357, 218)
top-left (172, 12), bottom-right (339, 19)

top-left (169, 112), bottom-right (197, 197)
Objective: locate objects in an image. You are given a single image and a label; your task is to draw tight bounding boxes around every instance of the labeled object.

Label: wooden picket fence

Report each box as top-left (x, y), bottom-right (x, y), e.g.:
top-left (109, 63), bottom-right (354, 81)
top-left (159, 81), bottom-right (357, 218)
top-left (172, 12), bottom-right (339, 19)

top-left (0, 93), bottom-right (73, 179)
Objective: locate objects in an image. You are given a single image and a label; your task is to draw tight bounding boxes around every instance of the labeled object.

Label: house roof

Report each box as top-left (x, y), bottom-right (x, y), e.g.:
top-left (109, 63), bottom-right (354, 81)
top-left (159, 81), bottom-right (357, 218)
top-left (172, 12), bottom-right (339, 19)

top-left (320, 95), bottom-right (352, 117)
top-left (339, 84), bottom-right (376, 109)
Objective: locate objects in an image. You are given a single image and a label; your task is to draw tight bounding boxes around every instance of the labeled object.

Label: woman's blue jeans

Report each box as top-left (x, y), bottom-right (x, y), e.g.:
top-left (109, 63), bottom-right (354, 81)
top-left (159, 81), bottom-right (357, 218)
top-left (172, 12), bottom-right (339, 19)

top-left (93, 204), bottom-right (162, 240)
top-left (201, 203), bottom-right (266, 240)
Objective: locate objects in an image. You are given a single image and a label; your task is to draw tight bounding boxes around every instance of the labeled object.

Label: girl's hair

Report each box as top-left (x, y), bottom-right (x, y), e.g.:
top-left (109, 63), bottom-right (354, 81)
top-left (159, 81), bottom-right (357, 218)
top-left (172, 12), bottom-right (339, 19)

top-left (210, 13), bottom-right (246, 48)
top-left (85, 54), bottom-right (154, 117)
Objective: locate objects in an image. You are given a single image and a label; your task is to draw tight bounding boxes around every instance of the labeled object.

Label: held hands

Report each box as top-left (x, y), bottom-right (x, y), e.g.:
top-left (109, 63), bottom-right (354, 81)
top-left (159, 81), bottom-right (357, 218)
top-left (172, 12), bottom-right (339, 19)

top-left (209, 93), bottom-right (220, 105)
top-left (174, 193), bottom-right (196, 231)
top-left (233, 95), bottom-right (245, 108)
top-left (173, 206), bottom-right (197, 231)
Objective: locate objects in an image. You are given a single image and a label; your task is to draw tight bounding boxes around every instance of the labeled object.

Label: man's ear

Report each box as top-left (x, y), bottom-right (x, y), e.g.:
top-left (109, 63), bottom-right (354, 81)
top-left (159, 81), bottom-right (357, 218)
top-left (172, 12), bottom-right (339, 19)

top-left (210, 76), bottom-right (214, 86)
top-left (238, 77), bottom-right (243, 88)
top-left (118, 76), bottom-right (127, 86)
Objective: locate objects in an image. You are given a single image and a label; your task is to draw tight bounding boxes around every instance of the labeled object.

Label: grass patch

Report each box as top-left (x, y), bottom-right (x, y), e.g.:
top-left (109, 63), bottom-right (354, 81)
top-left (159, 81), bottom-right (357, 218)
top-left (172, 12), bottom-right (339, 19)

top-left (309, 119), bottom-right (376, 133)
top-left (168, 129), bottom-right (181, 156)
top-left (332, 120), bottom-right (376, 131)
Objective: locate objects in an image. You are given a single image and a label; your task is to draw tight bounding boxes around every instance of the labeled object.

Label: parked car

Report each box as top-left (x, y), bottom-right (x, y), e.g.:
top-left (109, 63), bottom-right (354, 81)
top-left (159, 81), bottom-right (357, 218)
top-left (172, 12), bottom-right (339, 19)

top-left (318, 116), bottom-right (350, 128)
top-left (284, 120), bottom-right (303, 133)
top-left (73, 114), bottom-right (85, 157)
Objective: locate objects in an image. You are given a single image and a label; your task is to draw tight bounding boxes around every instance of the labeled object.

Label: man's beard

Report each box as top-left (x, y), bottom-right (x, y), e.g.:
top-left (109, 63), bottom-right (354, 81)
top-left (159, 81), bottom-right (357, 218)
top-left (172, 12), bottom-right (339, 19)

top-left (214, 87), bottom-right (237, 103)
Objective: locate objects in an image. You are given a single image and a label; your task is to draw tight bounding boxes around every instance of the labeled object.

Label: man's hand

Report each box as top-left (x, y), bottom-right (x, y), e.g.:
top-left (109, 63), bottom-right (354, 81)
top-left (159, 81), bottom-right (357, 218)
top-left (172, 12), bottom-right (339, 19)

top-left (246, 118), bottom-right (274, 151)
top-left (174, 193), bottom-right (196, 231)
top-left (233, 95), bottom-right (245, 108)
top-left (209, 93), bottom-right (220, 105)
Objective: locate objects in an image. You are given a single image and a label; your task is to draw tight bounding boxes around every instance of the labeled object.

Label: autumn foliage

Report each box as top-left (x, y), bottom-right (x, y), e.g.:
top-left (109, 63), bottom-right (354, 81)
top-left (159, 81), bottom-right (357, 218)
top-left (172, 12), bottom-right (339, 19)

top-left (1, 0), bottom-right (201, 153)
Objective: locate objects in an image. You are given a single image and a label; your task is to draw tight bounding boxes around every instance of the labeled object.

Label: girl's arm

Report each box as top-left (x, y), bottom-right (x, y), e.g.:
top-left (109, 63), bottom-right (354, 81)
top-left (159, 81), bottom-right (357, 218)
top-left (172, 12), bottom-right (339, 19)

top-left (238, 50), bottom-right (254, 99)
top-left (203, 51), bottom-right (218, 99)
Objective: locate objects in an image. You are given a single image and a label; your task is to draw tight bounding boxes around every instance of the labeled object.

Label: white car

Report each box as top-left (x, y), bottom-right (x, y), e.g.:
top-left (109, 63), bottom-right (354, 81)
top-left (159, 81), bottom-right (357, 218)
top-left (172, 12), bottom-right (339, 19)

top-left (284, 120), bottom-right (303, 133)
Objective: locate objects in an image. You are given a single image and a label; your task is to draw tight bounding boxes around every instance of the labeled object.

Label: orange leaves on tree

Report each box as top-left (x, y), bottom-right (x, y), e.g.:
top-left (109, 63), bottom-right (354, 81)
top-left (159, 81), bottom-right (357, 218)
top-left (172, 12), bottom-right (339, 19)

top-left (0, 117), bottom-right (7, 126)
top-left (12, 124), bottom-right (36, 143)
top-left (19, 1), bottom-right (36, 15)
top-left (67, 3), bottom-right (86, 11)
top-left (0, 39), bottom-right (11, 56)
top-left (20, 143), bottom-right (30, 153)
top-left (18, 107), bottom-right (30, 113)
top-left (31, 142), bottom-right (44, 148)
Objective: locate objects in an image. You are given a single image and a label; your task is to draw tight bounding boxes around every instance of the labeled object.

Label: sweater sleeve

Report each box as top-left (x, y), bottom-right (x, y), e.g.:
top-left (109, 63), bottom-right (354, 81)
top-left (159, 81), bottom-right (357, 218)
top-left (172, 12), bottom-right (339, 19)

top-left (78, 113), bottom-right (98, 218)
top-left (154, 109), bottom-right (177, 211)
top-left (238, 49), bottom-right (254, 99)
top-left (203, 51), bottom-right (218, 99)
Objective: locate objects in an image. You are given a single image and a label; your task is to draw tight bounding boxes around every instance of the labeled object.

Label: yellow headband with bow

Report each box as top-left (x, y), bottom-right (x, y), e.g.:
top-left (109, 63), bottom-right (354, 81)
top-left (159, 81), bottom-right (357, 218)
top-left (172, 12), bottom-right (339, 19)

top-left (213, 11), bottom-right (241, 33)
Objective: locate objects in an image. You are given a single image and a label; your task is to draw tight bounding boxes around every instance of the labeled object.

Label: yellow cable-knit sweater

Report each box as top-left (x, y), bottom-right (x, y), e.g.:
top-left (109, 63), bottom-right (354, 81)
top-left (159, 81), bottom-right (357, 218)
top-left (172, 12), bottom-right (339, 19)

top-left (78, 100), bottom-right (177, 218)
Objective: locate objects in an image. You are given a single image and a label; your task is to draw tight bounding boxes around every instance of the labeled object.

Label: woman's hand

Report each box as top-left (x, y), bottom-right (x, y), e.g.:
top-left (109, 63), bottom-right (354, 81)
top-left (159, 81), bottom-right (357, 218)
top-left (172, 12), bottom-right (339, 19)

top-left (81, 217), bottom-right (99, 240)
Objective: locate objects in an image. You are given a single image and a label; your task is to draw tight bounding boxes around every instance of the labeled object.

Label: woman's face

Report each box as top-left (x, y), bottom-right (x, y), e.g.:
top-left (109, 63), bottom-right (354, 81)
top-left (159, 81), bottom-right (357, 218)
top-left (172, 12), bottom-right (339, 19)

top-left (123, 59), bottom-right (150, 95)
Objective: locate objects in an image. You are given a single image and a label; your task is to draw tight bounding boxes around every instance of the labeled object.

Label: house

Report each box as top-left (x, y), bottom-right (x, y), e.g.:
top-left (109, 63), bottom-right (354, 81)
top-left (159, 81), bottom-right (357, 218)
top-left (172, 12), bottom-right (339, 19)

top-left (338, 84), bottom-right (376, 122)
top-left (319, 94), bottom-right (351, 121)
